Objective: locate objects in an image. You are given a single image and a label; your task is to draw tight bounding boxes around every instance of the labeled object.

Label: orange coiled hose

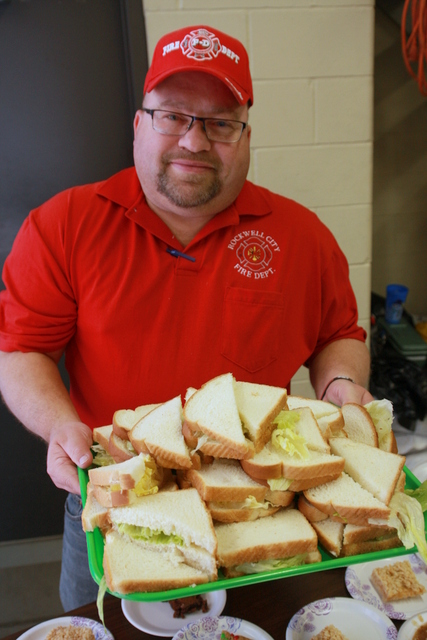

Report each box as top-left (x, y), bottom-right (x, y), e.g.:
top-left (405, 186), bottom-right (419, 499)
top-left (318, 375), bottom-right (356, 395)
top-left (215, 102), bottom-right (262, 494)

top-left (401, 0), bottom-right (427, 95)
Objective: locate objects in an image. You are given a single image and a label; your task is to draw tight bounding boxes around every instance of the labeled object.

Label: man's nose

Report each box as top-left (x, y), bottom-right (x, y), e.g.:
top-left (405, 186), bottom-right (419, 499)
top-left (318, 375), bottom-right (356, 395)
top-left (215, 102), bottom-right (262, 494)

top-left (178, 119), bottom-right (212, 153)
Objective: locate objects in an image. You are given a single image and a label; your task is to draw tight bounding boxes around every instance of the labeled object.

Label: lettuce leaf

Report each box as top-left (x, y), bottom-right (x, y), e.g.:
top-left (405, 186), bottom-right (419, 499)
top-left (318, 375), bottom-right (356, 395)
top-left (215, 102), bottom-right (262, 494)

top-left (91, 445), bottom-right (116, 467)
top-left (267, 477), bottom-right (293, 491)
top-left (96, 575), bottom-right (108, 628)
top-left (387, 492), bottom-right (427, 563)
top-left (364, 399), bottom-right (393, 449)
top-left (233, 553), bottom-right (308, 574)
top-left (405, 480), bottom-right (427, 512)
top-left (117, 523), bottom-right (184, 545)
top-left (271, 410), bottom-right (309, 459)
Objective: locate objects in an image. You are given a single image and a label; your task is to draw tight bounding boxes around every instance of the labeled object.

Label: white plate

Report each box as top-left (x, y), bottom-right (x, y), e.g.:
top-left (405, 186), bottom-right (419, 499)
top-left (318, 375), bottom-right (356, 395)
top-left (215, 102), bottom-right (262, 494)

top-left (398, 610), bottom-right (427, 639)
top-left (345, 554), bottom-right (427, 620)
top-left (172, 615), bottom-right (274, 640)
top-left (286, 597), bottom-right (397, 639)
top-left (122, 590), bottom-right (227, 637)
top-left (16, 617), bottom-right (113, 640)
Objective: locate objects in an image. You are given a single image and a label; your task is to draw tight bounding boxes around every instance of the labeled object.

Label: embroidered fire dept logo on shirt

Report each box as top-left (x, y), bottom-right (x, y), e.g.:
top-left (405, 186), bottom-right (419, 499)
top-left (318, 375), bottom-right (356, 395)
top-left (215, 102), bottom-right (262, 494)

top-left (228, 231), bottom-right (280, 280)
top-left (180, 29), bottom-right (221, 61)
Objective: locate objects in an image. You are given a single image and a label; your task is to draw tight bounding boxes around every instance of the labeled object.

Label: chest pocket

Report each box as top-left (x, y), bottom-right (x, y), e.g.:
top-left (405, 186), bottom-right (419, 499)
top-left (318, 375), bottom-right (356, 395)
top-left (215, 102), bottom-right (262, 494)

top-left (220, 286), bottom-right (284, 373)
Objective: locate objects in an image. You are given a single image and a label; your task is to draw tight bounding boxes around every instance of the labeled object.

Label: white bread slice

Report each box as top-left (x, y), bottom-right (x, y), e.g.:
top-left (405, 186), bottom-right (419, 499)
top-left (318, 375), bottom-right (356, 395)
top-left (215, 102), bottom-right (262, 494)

top-left (286, 396), bottom-right (344, 438)
top-left (81, 485), bottom-right (110, 532)
top-left (233, 380), bottom-right (288, 453)
top-left (108, 487), bottom-right (217, 556)
top-left (265, 489), bottom-right (295, 508)
top-left (88, 453), bottom-right (148, 490)
top-left (92, 424), bottom-right (114, 451)
top-left (183, 373), bottom-right (253, 460)
top-left (341, 403), bottom-right (379, 447)
top-left (207, 501), bottom-right (281, 523)
top-left (103, 530), bottom-right (211, 594)
top-left (129, 396), bottom-right (192, 469)
top-left (312, 519), bottom-right (344, 557)
top-left (285, 407), bottom-right (331, 454)
top-left (312, 518), bottom-right (401, 558)
top-left (109, 431), bottom-right (137, 462)
top-left (241, 442), bottom-right (344, 482)
top-left (215, 508), bottom-right (318, 568)
top-left (364, 399), bottom-right (398, 453)
top-left (112, 404), bottom-right (161, 440)
top-left (304, 473), bottom-right (391, 525)
top-left (185, 459), bottom-right (267, 502)
top-left (222, 549), bottom-right (322, 578)
top-left (298, 494), bottom-right (329, 522)
top-left (328, 437), bottom-right (405, 505)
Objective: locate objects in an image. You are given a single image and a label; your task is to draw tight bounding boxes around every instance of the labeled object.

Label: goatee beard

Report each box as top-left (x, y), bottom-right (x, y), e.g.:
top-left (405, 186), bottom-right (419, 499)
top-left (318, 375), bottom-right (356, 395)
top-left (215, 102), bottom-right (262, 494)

top-left (156, 154), bottom-right (222, 208)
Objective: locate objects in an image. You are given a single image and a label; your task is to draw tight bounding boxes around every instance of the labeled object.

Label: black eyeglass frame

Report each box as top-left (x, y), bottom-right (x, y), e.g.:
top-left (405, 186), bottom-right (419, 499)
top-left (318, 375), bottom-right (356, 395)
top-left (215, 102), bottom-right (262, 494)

top-left (141, 108), bottom-right (248, 143)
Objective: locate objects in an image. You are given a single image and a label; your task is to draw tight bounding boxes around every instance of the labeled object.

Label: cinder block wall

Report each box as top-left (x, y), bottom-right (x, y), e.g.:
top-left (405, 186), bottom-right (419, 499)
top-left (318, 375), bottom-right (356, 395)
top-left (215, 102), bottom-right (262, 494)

top-left (142, 0), bottom-right (374, 398)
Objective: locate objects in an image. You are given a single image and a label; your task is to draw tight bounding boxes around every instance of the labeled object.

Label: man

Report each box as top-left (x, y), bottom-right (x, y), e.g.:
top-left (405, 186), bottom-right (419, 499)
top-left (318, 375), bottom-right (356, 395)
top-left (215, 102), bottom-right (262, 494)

top-left (0, 25), bottom-right (373, 609)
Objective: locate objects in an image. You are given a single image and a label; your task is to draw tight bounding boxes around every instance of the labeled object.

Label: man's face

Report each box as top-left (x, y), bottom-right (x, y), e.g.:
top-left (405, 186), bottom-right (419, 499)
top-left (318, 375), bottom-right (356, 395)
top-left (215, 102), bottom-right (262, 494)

top-left (133, 71), bottom-right (251, 221)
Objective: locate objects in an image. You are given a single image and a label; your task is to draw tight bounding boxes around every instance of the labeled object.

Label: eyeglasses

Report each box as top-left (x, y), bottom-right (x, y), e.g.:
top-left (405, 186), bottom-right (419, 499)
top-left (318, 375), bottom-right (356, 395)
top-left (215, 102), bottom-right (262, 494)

top-left (142, 108), bottom-right (247, 143)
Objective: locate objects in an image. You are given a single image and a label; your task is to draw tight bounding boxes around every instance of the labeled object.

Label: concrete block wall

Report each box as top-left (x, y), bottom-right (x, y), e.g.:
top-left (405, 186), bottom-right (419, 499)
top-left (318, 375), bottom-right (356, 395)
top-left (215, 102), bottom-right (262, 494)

top-left (142, 0), bottom-right (375, 398)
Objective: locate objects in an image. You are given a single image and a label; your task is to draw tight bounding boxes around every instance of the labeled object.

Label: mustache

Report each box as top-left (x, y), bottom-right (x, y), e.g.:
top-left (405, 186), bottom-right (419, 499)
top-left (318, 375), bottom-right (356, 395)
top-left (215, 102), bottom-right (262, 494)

top-left (161, 151), bottom-right (220, 170)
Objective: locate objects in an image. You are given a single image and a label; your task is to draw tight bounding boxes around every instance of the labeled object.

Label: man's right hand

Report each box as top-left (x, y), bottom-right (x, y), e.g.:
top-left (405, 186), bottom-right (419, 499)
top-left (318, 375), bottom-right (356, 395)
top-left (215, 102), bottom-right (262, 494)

top-left (47, 421), bottom-right (93, 494)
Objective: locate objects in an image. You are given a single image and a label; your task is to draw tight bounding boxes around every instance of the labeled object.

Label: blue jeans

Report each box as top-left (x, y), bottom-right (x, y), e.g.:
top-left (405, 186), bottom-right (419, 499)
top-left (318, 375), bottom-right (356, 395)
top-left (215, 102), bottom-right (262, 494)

top-left (59, 492), bottom-right (99, 611)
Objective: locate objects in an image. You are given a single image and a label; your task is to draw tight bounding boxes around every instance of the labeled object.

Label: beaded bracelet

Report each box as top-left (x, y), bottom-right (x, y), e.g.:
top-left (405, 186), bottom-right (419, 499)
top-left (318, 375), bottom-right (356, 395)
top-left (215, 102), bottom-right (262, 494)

top-left (321, 375), bottom-right (355, 401)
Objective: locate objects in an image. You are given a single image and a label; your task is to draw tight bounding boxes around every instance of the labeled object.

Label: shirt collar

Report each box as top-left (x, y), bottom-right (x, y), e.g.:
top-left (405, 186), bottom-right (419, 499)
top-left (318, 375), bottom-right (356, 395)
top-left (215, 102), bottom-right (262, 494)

top-left (97, 167), bottom-right (272, 243)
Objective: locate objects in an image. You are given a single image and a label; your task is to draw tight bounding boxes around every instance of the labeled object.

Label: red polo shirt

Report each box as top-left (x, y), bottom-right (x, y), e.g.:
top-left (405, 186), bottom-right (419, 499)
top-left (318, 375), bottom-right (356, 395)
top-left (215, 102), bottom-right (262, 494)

top-left (0, 167), bottom-right (366, 428)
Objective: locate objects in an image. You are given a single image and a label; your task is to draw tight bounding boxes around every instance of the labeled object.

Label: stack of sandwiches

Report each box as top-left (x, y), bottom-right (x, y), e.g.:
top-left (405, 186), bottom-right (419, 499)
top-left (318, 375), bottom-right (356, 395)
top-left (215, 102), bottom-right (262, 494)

top-left (82, 373), bottom-right (422, 596)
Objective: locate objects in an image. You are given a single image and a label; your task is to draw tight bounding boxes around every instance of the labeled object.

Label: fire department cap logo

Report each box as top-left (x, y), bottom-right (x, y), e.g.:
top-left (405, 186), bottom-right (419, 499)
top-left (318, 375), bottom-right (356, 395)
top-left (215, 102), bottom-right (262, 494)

top-left (180, 29), bottom-right (221, 61)
top-left (143, 24), bottom-right (253, 106)
top-left (236, 237), bottom-right (273, 272)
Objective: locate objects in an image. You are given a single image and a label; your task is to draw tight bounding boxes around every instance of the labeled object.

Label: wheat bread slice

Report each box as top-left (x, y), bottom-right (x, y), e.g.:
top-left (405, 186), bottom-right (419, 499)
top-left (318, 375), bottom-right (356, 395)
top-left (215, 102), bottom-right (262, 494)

top-left (215, 508), bottom-right (318, 567)
top-left (341, 403), bottom-right (379, 447)
top-left (129, 396), bottom-right (192, 469)
top-left (328, 437), bottom-right (405, 505)
top-left (304, 472), bottom-right (391, 525)
top-left (183, 373), bottom-right (252, 459)
top-left (103, 530), bottom-right (211, 594)
top-left (233, 380), bottom-right (288, 453)
top-left (112, 404), bottom-right (161, 440)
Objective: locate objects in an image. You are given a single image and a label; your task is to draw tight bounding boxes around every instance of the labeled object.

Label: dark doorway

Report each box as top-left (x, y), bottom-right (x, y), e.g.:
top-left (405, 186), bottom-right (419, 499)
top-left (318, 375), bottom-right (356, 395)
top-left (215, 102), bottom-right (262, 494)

top-left (0, 0), bottom-right (148, 541)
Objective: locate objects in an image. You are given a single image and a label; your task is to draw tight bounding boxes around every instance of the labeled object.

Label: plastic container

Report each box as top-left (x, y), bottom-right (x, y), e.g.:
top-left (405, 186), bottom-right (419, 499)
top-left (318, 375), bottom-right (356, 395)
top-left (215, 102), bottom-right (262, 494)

top-left (78, 465), bottom-right (426, 602)
top-left (385, 284), bottom-right (409, 324)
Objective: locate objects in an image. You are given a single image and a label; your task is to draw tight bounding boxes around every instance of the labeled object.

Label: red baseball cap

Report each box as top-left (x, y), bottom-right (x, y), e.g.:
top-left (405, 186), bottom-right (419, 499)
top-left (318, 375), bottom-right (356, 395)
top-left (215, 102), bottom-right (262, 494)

top-left (144, 25), bottom-right (253, 106)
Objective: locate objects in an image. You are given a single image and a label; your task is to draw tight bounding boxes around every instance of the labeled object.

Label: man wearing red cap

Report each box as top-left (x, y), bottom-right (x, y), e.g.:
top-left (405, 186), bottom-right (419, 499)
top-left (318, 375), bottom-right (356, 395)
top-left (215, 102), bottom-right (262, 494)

top-left (0, 26), bottom-right (373, 608)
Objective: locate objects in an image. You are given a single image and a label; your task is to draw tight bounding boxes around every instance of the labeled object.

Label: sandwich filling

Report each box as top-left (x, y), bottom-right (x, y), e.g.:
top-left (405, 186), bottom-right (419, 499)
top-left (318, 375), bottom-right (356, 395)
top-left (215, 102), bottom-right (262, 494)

top-left (271, 411), bottom-right (310, 459)
top-left (232, 553), bottom-right (310, 574)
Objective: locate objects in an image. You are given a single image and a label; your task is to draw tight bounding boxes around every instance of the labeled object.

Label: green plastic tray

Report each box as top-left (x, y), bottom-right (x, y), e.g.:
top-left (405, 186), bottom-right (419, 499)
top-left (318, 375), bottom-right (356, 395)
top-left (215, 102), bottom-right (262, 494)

top-left (78, 464), bottom-right (426, 602)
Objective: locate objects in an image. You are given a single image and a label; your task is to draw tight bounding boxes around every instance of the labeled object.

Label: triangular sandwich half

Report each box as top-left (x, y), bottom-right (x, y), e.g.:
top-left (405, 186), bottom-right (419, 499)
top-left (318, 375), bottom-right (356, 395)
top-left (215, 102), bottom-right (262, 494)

top-left (183, 373), bottom-right (254, 460)
top-left (215, 508), bottom-right (320, 577)
top-left (129, 395), bottom-right (194, 469)
top-left (107, 487), bottom-right (217, 582)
